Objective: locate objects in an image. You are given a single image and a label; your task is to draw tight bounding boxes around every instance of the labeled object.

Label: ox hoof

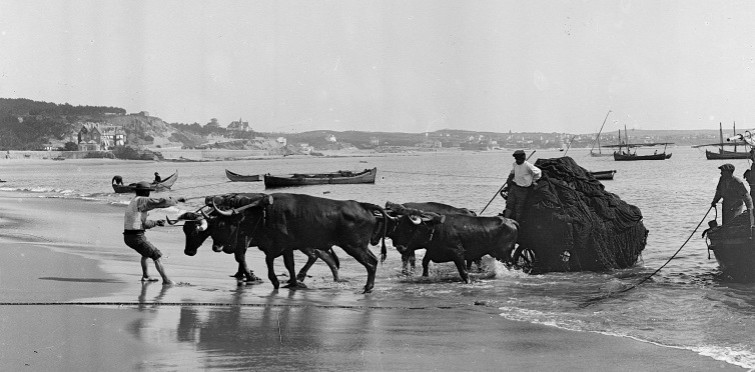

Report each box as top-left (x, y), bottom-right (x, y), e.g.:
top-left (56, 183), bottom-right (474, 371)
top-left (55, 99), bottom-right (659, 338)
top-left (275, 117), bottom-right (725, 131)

top-left (283, 282), bottom-right (307, 289)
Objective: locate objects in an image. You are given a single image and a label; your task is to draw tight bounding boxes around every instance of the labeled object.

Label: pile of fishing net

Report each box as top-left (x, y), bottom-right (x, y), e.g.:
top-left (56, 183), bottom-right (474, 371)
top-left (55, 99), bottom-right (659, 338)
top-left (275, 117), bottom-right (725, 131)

top-left (516, 157), bottom-right (648, 273)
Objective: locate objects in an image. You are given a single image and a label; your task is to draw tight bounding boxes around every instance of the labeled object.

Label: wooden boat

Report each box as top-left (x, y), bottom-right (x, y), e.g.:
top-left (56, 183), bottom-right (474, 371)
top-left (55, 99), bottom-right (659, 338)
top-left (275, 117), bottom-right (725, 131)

top-left (704, 219), bottom-right (755, 281)
top-left (225, 169), bottom-right (262, 182)
top-left (589, 110), bottom-right (614, 157)
top-left (692, 122), bottom-right (751, 160)
top-left (264, 168), bottom-right (377, 188)
top-left (589, 170), bottom-right (616, 180)
top-left (112, 171), bottom-right (178, 193)
top-left (605, 125), bottom-right (672, 161)
top-left (705, 149), bottom-right (750, 160)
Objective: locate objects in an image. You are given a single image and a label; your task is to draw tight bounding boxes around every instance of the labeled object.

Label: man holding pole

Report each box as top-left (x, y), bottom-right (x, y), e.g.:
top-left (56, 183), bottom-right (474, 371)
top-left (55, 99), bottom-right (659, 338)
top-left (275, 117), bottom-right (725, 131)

top-left (503, 149), bottom-right (541, 221)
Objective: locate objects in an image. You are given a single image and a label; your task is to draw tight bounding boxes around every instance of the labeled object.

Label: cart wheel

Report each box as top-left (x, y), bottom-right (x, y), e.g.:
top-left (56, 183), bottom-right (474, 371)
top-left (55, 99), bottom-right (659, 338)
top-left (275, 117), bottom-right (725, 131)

top-left (513, 246), bottom-right (537, 274)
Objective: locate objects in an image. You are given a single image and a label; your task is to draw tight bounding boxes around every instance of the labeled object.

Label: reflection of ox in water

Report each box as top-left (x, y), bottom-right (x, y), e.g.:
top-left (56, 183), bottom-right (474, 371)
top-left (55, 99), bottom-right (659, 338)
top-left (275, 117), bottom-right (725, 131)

top-left (177, 193), bottom-right (387, 293)
top-left (384, 202), bottom-right (482, 274)
top-left (385, 202), bottom-right (518, 283)
top-left (170, 196), bottom-right (342, 285)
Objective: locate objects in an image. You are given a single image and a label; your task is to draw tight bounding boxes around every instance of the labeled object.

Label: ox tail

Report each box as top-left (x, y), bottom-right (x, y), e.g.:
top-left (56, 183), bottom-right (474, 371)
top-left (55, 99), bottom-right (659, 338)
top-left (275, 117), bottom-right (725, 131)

top-left (361, 202), bottom-right (388, 263)
top-left (328, 247), bottom-right (341, 269)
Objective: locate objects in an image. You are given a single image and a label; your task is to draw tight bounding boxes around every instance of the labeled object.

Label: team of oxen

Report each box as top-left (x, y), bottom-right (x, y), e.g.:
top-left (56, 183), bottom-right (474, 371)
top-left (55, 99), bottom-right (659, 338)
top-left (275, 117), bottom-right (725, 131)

top-left (169, 193), bottom-right (519, 293)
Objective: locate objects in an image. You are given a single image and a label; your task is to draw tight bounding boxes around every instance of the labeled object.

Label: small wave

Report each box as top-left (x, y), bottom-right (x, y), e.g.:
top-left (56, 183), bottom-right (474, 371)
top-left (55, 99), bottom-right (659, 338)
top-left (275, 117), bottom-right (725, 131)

top-left (498, 306), bottom-right (755, 369)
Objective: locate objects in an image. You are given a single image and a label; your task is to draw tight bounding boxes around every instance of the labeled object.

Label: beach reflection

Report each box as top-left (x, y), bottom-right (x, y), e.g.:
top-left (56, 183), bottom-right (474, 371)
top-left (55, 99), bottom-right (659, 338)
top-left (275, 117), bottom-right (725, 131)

top-left (136, 287), bottom-right (382, 370)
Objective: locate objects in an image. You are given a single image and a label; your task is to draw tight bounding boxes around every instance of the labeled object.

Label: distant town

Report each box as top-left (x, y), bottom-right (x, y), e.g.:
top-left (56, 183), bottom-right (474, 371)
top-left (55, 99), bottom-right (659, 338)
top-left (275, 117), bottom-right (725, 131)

top-left (0, 98), bottom-right (744, 160)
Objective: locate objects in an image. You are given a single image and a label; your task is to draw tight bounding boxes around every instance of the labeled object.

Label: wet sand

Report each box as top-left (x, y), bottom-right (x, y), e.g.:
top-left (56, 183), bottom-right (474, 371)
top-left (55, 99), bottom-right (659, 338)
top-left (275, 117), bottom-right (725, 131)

top-left (0, 194), bottom-right (742, 370)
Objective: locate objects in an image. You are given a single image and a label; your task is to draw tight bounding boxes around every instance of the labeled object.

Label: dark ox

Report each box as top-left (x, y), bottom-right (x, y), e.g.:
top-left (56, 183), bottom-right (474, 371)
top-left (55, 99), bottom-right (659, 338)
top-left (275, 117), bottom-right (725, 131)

top-left (180, 193), bottom-right (387, 293)
top-left (384, 202), bottom-right (479, 274)
top-left (387, 206), bottom-right (518, 283)
top-left (172, 201), bottom-right (342, 284)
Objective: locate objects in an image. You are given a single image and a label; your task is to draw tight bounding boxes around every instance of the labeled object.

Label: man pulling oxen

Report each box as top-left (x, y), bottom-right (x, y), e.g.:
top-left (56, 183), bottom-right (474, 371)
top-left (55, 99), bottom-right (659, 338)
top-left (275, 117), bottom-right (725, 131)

top-left (385, 202), bottom-right (518, 283)
top-left (175, 193), bottom-right (387, 293)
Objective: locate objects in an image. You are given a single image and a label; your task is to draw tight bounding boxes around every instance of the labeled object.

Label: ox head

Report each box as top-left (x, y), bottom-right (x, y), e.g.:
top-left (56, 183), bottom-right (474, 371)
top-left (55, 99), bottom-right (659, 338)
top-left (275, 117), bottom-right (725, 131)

top-left (206, 193), bottom-right (273, 252)
top-left (384, 201), bottom-right (445, 254)
top-left (167, 207), bottom-right (217, 256)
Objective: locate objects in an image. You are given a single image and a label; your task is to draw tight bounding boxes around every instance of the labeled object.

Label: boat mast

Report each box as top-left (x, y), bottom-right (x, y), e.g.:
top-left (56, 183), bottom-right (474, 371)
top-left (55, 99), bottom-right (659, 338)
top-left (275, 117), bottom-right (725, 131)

top-left (591, 110), bottom-right (611, 155)
top-left (718, 122), bottom-right (724, 154)
top-left (617, 129), bottom-right (622, 153)
top-left (734, 121), bottom-right (737, 152)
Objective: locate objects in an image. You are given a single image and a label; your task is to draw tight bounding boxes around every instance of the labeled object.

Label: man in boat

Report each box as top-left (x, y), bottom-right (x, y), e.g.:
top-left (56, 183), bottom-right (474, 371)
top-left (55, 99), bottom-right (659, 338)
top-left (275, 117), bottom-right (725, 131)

top-left (153, 172), bottom-right (161, 183)
top-left (112, 175), bottom-right (123, 186)
top-left (711, 163), bottom-right (755, 226)
top-left (123, 181), bottom-right (186, 284)
top-left (503, 149), bottom-right (541, 221)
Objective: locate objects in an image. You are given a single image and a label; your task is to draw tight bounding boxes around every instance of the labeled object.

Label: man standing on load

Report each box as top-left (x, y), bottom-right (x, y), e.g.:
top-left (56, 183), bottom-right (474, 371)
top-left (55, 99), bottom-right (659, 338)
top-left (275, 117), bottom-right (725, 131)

top-left (712, 163), bottom-right (755, 226)
top-left (504, 149), bottom-right (541, 221)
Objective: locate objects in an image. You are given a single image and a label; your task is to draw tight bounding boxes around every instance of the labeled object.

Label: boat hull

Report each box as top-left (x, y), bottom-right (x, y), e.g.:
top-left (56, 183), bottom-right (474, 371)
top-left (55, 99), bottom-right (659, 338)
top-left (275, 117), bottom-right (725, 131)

top-left (264, 168), bottom-right (377, 188)
top-left (225, 169), bottom-right (262, 182)
top-left (589, 170), bottom-right (616, 180)
top-left (706, 226), bottom-right (755, 281)
top-left (112, 171), bottom-right (178, 193)
top-left (613, 152), bottom-right (671, 161)
top-left (705, 149), bottom-right (750, 160)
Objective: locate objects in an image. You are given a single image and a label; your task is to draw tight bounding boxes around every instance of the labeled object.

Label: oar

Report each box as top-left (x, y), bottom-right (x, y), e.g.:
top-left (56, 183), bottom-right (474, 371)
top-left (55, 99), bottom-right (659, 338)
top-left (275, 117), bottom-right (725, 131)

top-left (479, 150), bottom-right (536, 215)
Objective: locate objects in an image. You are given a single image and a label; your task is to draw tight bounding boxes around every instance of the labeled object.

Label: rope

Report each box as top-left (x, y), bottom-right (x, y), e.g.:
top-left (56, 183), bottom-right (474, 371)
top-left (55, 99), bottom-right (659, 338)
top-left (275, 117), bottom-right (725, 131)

top-left (170, 181), bottom-right (232, 192)
top-left (380, 170), bottom-right (502, 180)
top-left (580, 205), bottom-right (714, 307)
top-left (0, 301), bottom-right (445, 310)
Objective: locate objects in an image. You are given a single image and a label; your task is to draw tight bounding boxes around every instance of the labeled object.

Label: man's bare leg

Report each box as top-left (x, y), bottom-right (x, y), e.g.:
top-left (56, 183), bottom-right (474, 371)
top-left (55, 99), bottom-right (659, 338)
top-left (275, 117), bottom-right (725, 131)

top-left (140, 257), bottom-right (158, 282)
top-left (153, 258), bottom-right (173, 285)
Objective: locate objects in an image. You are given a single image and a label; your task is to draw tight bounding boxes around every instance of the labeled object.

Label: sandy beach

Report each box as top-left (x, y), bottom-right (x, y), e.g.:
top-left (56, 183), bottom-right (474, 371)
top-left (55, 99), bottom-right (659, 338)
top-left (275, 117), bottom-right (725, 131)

top-left (0, 193), bottom-right (742, 371)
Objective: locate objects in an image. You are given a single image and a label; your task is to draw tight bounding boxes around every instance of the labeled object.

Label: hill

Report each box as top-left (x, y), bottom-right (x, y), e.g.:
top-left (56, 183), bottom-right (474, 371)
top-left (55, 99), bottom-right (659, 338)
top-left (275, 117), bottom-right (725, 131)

top-left (0, 98), bottom-right (741, 152)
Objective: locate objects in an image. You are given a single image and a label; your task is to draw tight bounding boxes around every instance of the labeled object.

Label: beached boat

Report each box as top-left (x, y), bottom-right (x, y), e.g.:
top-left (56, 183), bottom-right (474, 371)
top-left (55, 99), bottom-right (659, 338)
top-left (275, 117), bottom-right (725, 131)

top-left (225, 169), bottom-right (262, 182)
top-left (264, 168), bottom-right (377, 188)
top-left (589, 110), bottom-right (614, 157)
top-left (704, 216), bottom-right (755, 281)
top-left (692, 122), bottom-right (751, 160)
top-left (589, 170), bottom-right (617, 180)
top-left (112, 171), bottom-right (178, 193)
top-left (604, 125), bottom-right (672, 161)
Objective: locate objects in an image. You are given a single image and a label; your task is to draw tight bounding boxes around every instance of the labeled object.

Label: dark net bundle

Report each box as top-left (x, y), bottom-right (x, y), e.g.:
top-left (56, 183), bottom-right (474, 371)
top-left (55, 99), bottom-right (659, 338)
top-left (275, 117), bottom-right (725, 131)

top-left (518, 157), bottom-right (648, 273)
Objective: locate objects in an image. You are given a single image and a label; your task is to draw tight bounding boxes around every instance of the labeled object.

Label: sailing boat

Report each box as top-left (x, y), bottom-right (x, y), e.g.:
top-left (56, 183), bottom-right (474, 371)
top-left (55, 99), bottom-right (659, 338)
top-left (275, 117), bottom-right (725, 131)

top-left (607, 124), bottom-right (672, 161)
top-left (691, 122), bottom-right (750, 160)
top-left (589, 110), bottom-right (613, 157)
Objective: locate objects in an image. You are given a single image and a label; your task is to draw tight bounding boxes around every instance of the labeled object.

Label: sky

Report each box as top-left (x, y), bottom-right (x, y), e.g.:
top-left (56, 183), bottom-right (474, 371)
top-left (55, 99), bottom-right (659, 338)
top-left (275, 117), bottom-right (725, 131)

top-left (3, 1), bottom-right (755, 134)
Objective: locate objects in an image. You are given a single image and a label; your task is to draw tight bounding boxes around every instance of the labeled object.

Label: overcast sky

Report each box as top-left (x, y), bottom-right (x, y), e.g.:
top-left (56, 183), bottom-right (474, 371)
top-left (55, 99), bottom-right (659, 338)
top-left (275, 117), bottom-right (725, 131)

top-left (2, 1), bottom-right (755, 134)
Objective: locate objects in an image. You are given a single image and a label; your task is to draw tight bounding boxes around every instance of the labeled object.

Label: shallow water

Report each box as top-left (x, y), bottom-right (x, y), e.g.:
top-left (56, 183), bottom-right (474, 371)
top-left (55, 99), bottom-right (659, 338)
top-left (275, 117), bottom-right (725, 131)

top-left (3, 146), bottom-right (755, 369)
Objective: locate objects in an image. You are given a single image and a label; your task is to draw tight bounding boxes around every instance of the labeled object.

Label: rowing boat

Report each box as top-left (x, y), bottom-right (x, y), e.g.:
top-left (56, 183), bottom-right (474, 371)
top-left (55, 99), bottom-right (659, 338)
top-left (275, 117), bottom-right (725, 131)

top-left (225, 169), bottom-right (262, 182)
top-left (704, 216), bottom-right (755, 282)
top-left (589, 170), bottom-right (616, 180)
top-left (264, 168), bottom-right (377, 188)
top-left (112, 171), bottom-right (178, 193)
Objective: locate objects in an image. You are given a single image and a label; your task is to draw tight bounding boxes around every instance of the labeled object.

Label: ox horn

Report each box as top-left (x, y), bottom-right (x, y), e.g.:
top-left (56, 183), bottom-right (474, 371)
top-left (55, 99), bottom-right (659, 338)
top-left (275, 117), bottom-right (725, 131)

top-left (213, 195), bottom-right (273, 216)
top-left (165, 216), bottom-right (181, 225)
top-left (409, 215), bottom-right (422, 225)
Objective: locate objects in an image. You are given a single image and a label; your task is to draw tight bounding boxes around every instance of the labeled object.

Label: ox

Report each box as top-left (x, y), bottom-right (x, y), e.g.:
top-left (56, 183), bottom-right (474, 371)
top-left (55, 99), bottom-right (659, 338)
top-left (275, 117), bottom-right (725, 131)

top-left (181, 193), bottom-right (387, 293)
top-left (384, 202), bottom-right (480, 274)
top-left (172, 196), bottom-right (343, 284)
top-left (386, 204), bottom-right (518, 283)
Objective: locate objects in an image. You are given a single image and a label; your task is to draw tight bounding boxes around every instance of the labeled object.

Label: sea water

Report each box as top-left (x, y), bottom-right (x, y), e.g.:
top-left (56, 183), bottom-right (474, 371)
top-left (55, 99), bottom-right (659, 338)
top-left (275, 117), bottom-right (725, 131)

top-left (2, 146), bottom-right (754, 369)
